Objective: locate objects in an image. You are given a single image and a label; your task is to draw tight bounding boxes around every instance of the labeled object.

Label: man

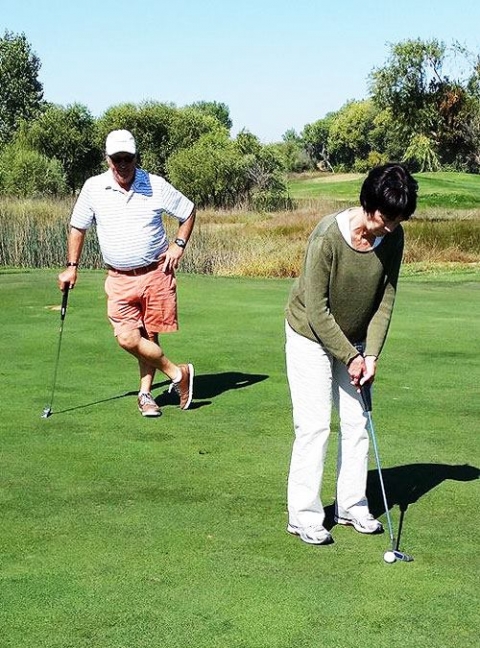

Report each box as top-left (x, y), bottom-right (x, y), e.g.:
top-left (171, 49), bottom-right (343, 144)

top-left (285, 163), bottom-right (418, 545)
top-left (58, 129), bottom-right (195, 417)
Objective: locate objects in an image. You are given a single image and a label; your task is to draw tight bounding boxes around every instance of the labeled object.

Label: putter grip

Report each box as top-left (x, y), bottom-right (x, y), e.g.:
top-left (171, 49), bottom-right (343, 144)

top-left (360, 384), bottom-right (372, 413)
top-left (60, 286), bottom-right (69, 320)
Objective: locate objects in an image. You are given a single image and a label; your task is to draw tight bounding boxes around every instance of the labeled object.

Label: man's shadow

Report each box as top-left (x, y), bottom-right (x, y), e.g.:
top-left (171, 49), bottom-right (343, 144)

top-left (153, 371), bottom-right (269, 409)
top-left (49, 371), bottom-right (268, 415)
top-left (324, 463), bottom-right (479, 539)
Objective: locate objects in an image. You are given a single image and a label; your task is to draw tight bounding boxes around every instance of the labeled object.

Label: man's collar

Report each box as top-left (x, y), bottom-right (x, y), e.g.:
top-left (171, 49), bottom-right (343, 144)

top-left (103, 168), bottom-right (152, 196)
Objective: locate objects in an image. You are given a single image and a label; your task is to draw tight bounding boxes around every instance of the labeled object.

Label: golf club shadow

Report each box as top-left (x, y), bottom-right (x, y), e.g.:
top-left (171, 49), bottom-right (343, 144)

top-left (45, 390), bottom-right (139, 415)
top-left (42, 372), bottom-right (269, 416)
top-left (152, 371), bottom-right (269, 408)
top-left (324, 463), bottom-right (479, 535)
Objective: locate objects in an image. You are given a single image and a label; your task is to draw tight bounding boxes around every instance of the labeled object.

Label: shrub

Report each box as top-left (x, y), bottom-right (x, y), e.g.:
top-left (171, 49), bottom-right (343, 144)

top-left (0, 143), bottom-right (68, 197)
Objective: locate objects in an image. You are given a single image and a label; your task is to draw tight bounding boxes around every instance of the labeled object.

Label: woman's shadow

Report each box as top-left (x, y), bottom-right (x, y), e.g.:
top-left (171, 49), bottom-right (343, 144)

top-left (325, 463), bottom-right (479, 538)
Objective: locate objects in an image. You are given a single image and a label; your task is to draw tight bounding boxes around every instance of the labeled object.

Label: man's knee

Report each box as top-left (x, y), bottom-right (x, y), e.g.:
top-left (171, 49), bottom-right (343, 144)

top-left (117, 328), bottom-right (141, 352)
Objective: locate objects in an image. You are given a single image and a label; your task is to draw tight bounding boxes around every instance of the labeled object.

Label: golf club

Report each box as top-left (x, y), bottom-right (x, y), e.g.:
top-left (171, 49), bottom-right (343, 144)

top-left (360, 383), bottom-right (414, 564)
top-left (41, 285), bottom-right (70, 418)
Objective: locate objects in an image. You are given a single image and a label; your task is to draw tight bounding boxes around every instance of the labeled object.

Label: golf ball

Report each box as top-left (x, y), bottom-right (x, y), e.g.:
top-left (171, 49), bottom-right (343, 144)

top-left (383, 551), bottom-right (396, 563)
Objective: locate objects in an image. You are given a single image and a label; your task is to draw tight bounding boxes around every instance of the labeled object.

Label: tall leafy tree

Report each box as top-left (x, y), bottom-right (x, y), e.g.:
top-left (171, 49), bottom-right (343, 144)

top-left (96, 101), bottom-right (222, 177)
top-left (326, 99), bottom-right (379, 170)
top-left (369, 39), bottom-right (446, 138)
top-left (301, 115), bottom-right (336, 170)
top-left (0, 31), bottom-right (44, 144)
top-left (369, 38), bottom-right (480, 170)
top-left (187, 101), bottom-right (233, 131)
top-left (18, 103), bottom-right (101, 192)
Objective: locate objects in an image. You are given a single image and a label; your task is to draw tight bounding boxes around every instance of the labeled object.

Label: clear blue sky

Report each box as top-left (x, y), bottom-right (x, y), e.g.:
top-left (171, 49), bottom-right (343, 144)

top-left (2, 0), bottom-right (480, 142)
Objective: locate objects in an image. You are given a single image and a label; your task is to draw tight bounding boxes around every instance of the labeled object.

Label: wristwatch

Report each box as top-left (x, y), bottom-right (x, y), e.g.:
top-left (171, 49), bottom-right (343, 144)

top-left (174, 238), bottom-right (187, 249)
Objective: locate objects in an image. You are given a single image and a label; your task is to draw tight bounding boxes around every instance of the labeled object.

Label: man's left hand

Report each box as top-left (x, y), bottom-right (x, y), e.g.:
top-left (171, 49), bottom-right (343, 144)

top-left (162, 244), bottom-right (184, 272)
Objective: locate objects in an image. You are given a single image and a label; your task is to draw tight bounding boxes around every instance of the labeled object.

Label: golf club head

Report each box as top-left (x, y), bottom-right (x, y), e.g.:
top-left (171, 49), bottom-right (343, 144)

top-left (41, 407), bottom-right (52, 419)
top-left (384, 549), bottom-right (414, 563)
top-left (360, 383), bottom-right (372, 413)
top-left (393, 549), bottom-right (414, 562)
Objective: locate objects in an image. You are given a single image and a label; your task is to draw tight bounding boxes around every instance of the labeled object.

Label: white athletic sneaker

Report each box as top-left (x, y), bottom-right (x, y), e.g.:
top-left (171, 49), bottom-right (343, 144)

top-left (137, 392), bottom-right (161, 417)
top-left (287, 523), bottom-right (333, 545)
top-left (334, 512), bottom-right (383, 534)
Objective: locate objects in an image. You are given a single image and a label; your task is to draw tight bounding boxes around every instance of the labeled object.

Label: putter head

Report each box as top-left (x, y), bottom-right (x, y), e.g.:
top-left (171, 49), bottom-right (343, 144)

top-left (393, 550), bottom-right (414, 562)
top-left (41, 407), bottom-right (52, 419)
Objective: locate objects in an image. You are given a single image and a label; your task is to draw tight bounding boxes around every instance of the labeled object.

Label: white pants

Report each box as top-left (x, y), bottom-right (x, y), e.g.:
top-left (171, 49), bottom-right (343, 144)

top-left (285, 321), bottom-right (370, 528)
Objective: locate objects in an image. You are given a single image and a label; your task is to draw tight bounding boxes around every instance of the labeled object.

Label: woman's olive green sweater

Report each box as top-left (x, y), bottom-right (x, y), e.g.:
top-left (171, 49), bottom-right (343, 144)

top-left (286, 212), bottom-right (404, 365)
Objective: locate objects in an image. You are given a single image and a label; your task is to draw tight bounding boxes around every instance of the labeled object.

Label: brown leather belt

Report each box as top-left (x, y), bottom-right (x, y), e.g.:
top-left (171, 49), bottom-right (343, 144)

top-left (107, 260), bottom-right (161, 276)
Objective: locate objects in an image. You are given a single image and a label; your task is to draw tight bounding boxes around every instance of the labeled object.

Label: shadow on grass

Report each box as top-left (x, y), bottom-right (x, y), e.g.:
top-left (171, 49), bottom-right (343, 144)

top-left (325, 463), bottom-right (479, 539)
top-left (153, 371), bottom-right (269, 409)
top-left (50, 371), bottom-right (269, 415)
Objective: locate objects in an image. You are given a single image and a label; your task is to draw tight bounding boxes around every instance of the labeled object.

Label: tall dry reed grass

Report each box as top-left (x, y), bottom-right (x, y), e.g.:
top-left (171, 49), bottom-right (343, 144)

top-left (1, 197), bottom-right (479, 276)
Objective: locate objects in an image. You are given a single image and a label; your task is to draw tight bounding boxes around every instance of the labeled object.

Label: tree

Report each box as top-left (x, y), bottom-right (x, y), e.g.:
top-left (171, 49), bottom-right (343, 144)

top-left (17, 103), bottom-right (101, 192)
top-left (0, 141), bottom-right (67, 197)
top-left (369, 38), bottom-right (480, 170)
top-left (166, 131), bottom-right (249, 208)
top-left (302, 115), bottom-right (336, 170)
top-left (0, 31), bottom-right (44, 144)
top-left (326, 100), bottom-right (379, 170)
top-left (96, 101), bottom-right (223, 177)
top-left (167, 129), bottom-right (291, 210)
top-left (187, 101), bottom-right (233, 131)
top-left (369, 39), bottom-right (446, 137)
top-left (271, 129), bottom-right (313, 173)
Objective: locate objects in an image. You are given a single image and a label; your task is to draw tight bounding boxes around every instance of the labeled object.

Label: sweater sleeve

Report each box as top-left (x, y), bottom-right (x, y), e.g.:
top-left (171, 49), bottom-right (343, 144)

top-left (304, 235), bottom-right (359, 365)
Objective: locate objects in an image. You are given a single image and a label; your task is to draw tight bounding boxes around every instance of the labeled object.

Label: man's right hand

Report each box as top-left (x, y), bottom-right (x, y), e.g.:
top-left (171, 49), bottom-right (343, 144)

top-left (58, 267), bottom-right (78, 290)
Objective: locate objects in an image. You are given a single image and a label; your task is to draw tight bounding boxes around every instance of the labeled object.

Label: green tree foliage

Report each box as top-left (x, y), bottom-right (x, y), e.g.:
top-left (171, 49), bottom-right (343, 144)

top-left (0, 31), bottom-right (44, 145)
top-left (302, 115), bottom-right (335, 169)
top-left (0, 142), bottom-right (67, 197)
top-left (96, 101), bottom-right (222, 177)
top-left (271, 129), bottom-right (313, 173)
top-left (167, 130), bottom-right (291, 210)
top-left (403, 134), bottom-right (440, 172)
top-left (369, 38), bottom-right (480, 171)
top-left (327, 100), bottom-right (379, 170)
top-left (187, 100), bottom-right (233, 131)
top-left (17, 103), bottom-right (101, 192)
top-left (369, 108), bottom-right (404, 162)
top-left (167, 131), bottom-right (249, 208)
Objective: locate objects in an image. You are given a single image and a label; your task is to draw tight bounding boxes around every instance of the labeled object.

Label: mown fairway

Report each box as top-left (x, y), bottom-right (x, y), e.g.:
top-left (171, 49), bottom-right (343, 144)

top-left (287, 170), bottom-right (480, 210)
top-left (1, 269), bottom-right (479, 647)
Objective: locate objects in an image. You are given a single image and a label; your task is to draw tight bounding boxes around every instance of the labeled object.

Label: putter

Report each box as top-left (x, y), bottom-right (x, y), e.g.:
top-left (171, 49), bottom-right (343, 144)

top-left (360, 383), bottom-right (414, 564)
top-left (42, 286), bottom-right (70, 418)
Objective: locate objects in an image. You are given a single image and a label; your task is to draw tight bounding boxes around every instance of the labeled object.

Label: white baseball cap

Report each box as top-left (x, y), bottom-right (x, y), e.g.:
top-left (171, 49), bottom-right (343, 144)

top-left (105, 129), bottom-right (136, 156)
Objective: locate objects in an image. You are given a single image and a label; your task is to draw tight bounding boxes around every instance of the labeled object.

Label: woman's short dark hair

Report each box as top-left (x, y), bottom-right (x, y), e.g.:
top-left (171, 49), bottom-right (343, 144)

top-left (360, 163), bottom-right (418, 220)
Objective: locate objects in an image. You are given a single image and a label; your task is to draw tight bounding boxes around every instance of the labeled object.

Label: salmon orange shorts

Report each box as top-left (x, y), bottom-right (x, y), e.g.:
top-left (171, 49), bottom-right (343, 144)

top-left (105, 265), bottom-right (178, 336)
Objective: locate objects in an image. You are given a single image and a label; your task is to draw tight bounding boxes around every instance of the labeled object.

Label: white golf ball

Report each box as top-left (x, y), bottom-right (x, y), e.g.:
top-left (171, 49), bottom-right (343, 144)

top-left (384, 551), bottom-right (396, 563)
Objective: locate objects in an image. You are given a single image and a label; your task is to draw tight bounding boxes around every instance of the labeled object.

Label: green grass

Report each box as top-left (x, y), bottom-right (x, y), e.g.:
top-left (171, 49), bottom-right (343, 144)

top-left (1, 269), bottom-right (479, 647)
top-left (287, 171), bottom-right (480, 211)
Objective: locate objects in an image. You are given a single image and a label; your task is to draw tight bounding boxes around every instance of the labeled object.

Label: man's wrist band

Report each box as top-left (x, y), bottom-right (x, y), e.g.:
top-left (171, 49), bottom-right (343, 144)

top-left (66, 262), bottom-right (79, 267)
top-left (174, 238), bottom-right (187, 249)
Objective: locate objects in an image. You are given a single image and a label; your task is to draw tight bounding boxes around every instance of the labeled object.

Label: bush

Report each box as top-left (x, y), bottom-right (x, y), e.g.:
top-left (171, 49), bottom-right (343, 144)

top-left (0, 144), bottom-right (68, 197)
top-left (167, 131), bottom-right (292, 210)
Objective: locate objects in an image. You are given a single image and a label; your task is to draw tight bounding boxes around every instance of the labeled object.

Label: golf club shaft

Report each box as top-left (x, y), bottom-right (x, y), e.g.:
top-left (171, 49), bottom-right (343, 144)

top-left (45, 287), bottom-right (70, 412)
top-left (360, 384), bottom-right (396, 550)
top-left (365, 410), bottom-right (396, 549)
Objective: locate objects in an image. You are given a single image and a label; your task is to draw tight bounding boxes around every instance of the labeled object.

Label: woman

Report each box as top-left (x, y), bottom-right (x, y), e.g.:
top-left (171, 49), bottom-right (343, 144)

top-left (285, 163), bottom-right (418, 545)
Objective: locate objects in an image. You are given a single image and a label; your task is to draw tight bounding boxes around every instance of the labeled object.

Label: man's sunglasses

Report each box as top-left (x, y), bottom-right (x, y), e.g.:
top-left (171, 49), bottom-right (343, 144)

top-left (110, 154), bottom-right (135, 164)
